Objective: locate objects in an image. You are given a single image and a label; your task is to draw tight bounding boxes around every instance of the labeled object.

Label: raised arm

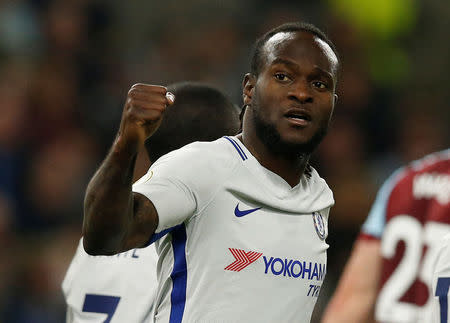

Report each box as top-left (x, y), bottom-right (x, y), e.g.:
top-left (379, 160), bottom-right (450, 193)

top-left (82, 83), bottom-right (174, 255)
top-left (321, 238), bottom-right (381, 323)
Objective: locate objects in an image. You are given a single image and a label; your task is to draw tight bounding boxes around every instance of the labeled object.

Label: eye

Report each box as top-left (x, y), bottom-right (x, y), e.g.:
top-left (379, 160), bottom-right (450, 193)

top-left (312, 81), bottom-right (327, 89)
top-left (274, 73), bottom-right (291, 82)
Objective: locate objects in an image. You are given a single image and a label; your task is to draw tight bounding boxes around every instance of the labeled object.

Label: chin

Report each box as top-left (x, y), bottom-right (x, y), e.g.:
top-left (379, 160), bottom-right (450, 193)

top-left (282, 132), bottom-right (312, 145)
top-left (280, 128), bottom-right (327, 155)
top-left (253, 112), bottom-right (327, 156)
top-left (280, 140), bottom-right (316, 155)
top-left (279, 131), bottom-right (313, 147)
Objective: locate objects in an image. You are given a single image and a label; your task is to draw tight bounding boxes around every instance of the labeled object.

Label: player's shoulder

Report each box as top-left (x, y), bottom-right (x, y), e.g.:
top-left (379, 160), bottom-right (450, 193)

top-left (308, 165), bottom-right (334, 204)
top-left (155, 136), bottom-right (239, 167)
top-left (360, 149), bottom-right (450, 239)
top-left (409, 148), bottom-right (450, 172)
top-left (382, 150), bottom-right (447, 191)
top-left (388, 149), bottom-right (450, 199)
top-left (61, 238), bottom-right (86, 295)
top-left (147, 137), bottom-right (241, 184)
top-left (360, 166), bottom-right (409, 239)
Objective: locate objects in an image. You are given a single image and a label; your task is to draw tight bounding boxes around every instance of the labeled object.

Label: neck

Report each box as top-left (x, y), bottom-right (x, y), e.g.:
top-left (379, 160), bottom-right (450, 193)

top-left (237, 132), bottom-right (309, 187)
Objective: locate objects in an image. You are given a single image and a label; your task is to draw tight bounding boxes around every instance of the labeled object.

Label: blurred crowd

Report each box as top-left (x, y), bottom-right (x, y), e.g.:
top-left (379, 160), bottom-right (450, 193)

top-left (0, 0), bottom-right (448, 322)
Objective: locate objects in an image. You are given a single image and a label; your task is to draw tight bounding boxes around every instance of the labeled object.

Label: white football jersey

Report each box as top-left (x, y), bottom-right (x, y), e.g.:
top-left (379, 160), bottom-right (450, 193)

top-left (432, 233), bottom-right (450, 323)
top-left (132, 136), bottom-right (334, 323)
top-left (62, 238), bottom-right (158, 323)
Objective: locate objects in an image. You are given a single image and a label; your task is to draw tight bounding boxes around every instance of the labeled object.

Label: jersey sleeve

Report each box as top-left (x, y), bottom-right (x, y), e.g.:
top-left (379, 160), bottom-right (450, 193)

top-left (360, 168), bottom-right (405, 239)
top-left (61, 238), bottom-right (84, 299)
top-left (132, 151), bottom-right (197, 234)
top-left (132, 142), bottom-right (232, 243)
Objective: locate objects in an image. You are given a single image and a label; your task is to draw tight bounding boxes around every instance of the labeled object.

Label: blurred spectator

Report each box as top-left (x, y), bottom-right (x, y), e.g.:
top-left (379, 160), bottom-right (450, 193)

top-left (0, 60), bottom-right (29, 217)
top-left (20, 129), bottom-right (99, 231)
top-left (0, 193), bottom-right (17, 316)
top-left (0, 0), bottom-right (41, 57)
top-left (28, 60), bottom-right (80, 145)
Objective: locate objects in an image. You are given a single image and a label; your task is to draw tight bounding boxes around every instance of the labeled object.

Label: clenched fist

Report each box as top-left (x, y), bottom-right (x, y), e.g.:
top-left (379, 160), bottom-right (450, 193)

top-left (116, 83), bottom-right (175, 153)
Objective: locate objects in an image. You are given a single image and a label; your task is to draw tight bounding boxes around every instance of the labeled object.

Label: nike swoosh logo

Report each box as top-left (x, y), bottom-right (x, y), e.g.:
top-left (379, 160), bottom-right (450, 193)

top-left (234, 203), bottom-right (261, 217)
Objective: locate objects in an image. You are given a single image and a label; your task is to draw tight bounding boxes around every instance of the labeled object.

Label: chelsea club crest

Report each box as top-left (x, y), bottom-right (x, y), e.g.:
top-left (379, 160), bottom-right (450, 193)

top-left (312, 212), bottom-right (326, 240)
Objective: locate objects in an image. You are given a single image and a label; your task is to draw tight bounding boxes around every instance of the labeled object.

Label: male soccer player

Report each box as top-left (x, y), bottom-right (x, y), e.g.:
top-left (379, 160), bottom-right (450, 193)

top-left (322, 149), bottom-right (450, 323)
top-left (62, 82), bottom-right (240, 323)
top-left (82, 22), bottom-right (340, 322)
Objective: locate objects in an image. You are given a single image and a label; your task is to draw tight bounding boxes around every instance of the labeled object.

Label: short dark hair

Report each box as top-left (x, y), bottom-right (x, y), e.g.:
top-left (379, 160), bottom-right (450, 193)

top-left (145, 82), bottom-right (240, 161)
top-left (250, 22), bottom-right (339, 76)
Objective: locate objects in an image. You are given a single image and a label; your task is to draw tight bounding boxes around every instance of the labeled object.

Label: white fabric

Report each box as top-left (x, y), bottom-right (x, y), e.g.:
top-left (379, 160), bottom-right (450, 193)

top-left (432, 233), bottom-right (450, 323)
top-left (132, 136), bottom-right (334, 323)
top-left (62, 238), bottom-right (158, 323)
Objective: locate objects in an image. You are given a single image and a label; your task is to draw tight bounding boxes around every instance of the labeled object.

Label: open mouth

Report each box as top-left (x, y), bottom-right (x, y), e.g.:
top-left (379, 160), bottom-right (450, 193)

top-left (284, 110), bottom-right (312, 125)
top-left (285, 113), bottom-right (311, 121)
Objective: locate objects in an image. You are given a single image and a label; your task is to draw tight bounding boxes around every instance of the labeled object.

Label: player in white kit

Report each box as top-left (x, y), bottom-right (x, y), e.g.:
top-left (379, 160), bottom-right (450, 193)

top-left (433, 234), bottom-right (450, 323)
top-left (82, 22), bottom-right (340, 322)
top-left (62, 82), bottom-right (239, 323)
top-left (62, 240), bottom-right (158, 323)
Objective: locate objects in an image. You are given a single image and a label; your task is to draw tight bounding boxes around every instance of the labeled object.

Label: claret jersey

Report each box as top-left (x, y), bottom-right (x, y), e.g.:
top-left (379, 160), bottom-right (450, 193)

top-left (360, 149), bottom-right (450, 323)
top-left (132, 136), bottom-right (334, 323)
top-left (62, 238), bottom-right (158, 323)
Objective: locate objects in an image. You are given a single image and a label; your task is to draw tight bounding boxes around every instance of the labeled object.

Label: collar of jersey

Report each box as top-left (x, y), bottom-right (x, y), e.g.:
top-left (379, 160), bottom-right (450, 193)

top-left (224, 136), bottom-right (308, 197)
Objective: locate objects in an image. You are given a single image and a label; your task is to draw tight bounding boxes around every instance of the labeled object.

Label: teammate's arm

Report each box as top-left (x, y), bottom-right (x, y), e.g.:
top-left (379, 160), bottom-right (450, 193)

top-left (321, 238), bottom-right (382, 323)
top-left (82, 83), bottom-right (174, 256)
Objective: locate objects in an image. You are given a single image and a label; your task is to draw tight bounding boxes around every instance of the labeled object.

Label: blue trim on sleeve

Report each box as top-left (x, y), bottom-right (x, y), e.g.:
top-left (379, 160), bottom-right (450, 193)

top-left (224, 136), bottom-right (247, 161)
top-left (361, 168), bottom-right (405, 238)
top-left (146, 227), bottom-right (174, 245)
top-left (169, 224), bottom-right (188, 323)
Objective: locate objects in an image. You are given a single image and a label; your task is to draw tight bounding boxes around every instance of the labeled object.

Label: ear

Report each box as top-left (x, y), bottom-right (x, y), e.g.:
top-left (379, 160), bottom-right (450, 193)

top-left (242, 73), bottom-right (256, 106)
top-left (329, 94), bottom-right (338, 118)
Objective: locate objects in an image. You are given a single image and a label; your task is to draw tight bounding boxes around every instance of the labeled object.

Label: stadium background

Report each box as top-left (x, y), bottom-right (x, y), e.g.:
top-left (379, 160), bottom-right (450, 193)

top-left (0, 0), bottom-right (448, 321)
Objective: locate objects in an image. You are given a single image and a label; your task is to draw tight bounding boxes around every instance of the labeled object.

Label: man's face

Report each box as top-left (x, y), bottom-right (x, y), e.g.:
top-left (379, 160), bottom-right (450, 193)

top-left (244, 31), bottom-right (338, 155)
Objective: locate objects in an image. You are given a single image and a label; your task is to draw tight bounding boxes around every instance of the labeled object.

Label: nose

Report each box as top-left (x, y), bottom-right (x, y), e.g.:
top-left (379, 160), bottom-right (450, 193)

top-left (287, 80), bottom-right (313, 104)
